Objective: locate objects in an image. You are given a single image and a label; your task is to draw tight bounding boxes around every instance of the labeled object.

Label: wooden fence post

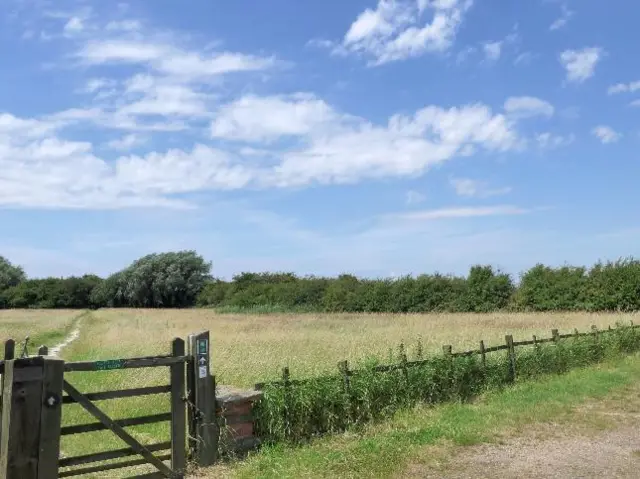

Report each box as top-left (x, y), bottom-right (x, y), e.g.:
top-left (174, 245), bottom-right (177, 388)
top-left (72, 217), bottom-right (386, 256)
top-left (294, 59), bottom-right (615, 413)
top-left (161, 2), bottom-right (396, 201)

top-left (187, 331), bottom-right (218, 467)
top-left (4, 340), bottom-right (15, 361)
top-left (170, 338), bottom-right (186, 476)
top-left (442, 345), bottom-right (453, 396)
top-left (505, 335), bottom-right (516, 383)
top-left (0, 356), bottom-right (64, 479)
top-left (479, 340), bottom-right (486, 368)
top-left (281, 367), bottom-right (291, 438)
top-left (552, 329), bottom-right (559, 342)
top-left (399, 344), bottom-right (409, 383)
top-left (0, 339), bottom-right (16, 447)
top-left (338, 361), bottom-right (353, 422)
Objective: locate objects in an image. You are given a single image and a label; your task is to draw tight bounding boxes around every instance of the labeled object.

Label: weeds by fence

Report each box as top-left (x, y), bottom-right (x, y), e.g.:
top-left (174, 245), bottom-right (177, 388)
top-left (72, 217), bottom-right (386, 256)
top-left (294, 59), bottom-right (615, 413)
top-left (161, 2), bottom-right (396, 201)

top-left (253, 321), bottom-right (640, 444)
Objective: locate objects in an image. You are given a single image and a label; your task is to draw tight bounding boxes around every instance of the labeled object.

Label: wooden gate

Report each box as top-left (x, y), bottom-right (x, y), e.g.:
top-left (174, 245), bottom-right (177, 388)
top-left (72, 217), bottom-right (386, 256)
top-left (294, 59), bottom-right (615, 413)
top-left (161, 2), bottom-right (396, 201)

top-left (0, 331), bottom-right (218, 478)
top-left (57, 338), bottom-right (187, 478)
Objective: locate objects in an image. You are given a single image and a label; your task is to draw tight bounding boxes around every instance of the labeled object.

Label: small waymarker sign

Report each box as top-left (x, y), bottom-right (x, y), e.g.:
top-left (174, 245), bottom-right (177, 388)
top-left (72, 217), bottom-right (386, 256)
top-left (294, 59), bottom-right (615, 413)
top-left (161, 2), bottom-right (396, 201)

top-left (197, 338), bottom-right (208, 378)
top-left (95, 359), bottom-right (125, 371)
top-left (45, 392), bottom-right (60, 408)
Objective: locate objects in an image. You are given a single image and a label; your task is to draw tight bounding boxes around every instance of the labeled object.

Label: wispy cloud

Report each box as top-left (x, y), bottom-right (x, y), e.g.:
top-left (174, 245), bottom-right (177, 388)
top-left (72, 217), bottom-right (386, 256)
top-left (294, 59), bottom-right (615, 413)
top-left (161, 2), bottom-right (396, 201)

top-left (559, 47), bottom-right (603, 83)
top-left (536, 132), bottom-right (575, 149)
top-left (608, 80), bottom-right (640, 95)
top-left (592, 125), bottom-right (622, 144)
top-left (392, 205), bottom-right (528, 221)
top-left (550, 4), bottom-right (573, 31)
top-left (504, 96), bottom-right (554, 119)
top-left (449, 178), bottom-right (512, 198)
top-left (514, 52), bottom-right (535, 66)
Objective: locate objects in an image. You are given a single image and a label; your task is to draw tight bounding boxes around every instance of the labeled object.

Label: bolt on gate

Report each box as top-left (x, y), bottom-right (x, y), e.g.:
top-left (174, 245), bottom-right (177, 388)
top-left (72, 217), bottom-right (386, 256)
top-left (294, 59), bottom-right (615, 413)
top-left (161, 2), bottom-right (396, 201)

top-left (0, 331), bottom-right (218, 479)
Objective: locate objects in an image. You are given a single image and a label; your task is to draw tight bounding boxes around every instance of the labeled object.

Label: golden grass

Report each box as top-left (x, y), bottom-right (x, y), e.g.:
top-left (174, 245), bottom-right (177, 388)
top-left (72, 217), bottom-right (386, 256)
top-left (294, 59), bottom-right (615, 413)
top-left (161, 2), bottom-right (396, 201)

top-left (0, 309), bottom-right (83, 355)
top-left (65, 309), bottom-right (640, 388)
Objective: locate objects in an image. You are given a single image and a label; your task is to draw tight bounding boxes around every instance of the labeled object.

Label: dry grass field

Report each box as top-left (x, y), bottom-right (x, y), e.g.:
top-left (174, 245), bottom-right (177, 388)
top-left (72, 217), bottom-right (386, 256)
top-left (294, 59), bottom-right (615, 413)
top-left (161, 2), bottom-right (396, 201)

top-left (65, 309), bottom-right (640, 387)
top-left (0, 309), bottom-right (84, 356)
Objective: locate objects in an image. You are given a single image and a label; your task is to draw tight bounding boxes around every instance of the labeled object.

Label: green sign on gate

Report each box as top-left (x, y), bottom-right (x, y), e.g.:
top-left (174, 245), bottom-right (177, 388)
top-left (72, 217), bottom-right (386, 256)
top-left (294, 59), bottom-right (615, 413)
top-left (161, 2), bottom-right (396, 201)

top-left (94, 359), bottom-right (125, 371)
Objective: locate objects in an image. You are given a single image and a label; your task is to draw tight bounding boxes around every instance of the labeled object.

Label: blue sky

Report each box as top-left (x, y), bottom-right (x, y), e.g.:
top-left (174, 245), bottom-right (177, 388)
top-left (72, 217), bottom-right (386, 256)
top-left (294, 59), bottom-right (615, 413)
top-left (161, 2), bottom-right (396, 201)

top-left (1, 0), bottom-right (639, 280)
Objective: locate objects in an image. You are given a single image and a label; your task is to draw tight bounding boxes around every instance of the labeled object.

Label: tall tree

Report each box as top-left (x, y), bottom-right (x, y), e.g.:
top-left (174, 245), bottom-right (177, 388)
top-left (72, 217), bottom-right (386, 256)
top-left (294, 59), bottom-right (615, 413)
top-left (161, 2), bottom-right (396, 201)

top-left (0, 256), bottom-right (26, 291)
top-left (91, 251), bottom-right (212, 308)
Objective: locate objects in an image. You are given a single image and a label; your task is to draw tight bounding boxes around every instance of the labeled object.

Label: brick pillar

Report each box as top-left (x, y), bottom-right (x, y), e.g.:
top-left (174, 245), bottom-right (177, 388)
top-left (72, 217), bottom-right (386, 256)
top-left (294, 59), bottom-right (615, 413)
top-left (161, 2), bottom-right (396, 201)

top-left (216, 386), bottom-right (263, 456)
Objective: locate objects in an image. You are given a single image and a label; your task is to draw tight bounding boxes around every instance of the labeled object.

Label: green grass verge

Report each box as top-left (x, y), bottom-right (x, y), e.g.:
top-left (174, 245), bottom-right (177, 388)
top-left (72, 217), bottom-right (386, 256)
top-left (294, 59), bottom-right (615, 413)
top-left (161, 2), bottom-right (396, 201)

top-left (229, 353), bottom-right (640, 479)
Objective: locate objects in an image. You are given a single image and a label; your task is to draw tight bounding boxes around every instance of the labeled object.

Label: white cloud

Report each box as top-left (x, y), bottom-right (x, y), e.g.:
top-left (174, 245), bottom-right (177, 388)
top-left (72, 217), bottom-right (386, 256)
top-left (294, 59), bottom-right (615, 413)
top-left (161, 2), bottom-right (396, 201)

top-left (550, 4), bottom-right (573, 31)
top-left (482, 41), bottom-right (502, 61)
top-left (608, 81), bottom-right (640, 95)
top-left (0, 115), bottom-right (253, 209)
top-left (107, 134), bottom-right (147, 151)
top-left (50, 107), bottom-right (188, 132)
top-left (78, 40), bottom-right (275, 80)
top-left (536, 132), bottom-right (575, 149)
top-left (119, 83), bottom-right (212, 118)
top-left (405, 190), bottom-right (426, 204)
top-left (266, 102), bottom-right (519, 187)
top-left (0, 113), bottom-right (57, 138)
top-left (79, 40), bottom-right (166, 64)
top-left (392, 205), bottom-right (527, 221)
top-left (559, 48), bottom-right (603, 83)
top-left (211, 93), bottom-right (343, 142)
top-left (449, 177), bottom-right (511, 198)
top-left (113, 145), bottom-right (254, 194)
top-left (504, 96), bottom-right (554, 119)
top-left (333, 0), bottom-right (473, 65)
top-left (592, 125), bottom-right (621, 144)
top-left (209, 93), bottom-right (519, 187)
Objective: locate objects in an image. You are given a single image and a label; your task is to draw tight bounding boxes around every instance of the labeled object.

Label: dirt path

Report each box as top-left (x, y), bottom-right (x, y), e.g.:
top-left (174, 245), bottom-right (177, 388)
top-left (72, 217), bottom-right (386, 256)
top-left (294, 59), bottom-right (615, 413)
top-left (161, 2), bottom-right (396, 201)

top-left (402, 388), bottom-right (640, 479)
top-left (49, 325), bottom-right (81, 357)
top-left (415, 426), bottom-right (640, 478)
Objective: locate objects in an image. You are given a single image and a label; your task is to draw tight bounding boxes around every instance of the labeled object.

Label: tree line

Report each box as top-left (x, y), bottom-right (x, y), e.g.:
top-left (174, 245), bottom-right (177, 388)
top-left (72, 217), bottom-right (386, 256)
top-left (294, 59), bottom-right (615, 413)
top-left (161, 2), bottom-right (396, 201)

top-left (198, 260), bottom-right (640, 312)
top-left (2, 252), bottom-right (640, 312)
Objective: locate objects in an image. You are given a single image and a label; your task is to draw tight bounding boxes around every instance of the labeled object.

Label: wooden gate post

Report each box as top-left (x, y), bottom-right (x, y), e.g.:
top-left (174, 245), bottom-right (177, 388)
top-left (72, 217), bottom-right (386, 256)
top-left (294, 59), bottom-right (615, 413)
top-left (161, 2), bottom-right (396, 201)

top-left (505, 335), bottom-right (516, 383)
top-left (0, 356), bottom-right (64, 479)
top-left (187, 331), bottom-right (218, 466)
